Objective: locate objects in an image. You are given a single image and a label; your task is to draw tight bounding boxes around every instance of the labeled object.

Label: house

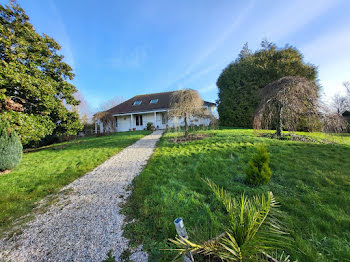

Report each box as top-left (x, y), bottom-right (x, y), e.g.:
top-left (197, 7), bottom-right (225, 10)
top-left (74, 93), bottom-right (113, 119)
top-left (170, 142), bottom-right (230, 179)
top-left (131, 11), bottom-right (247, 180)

top-left (95, 91), bottom-right (216, 133)
top-left (343, 110), bottom-right (350, 126)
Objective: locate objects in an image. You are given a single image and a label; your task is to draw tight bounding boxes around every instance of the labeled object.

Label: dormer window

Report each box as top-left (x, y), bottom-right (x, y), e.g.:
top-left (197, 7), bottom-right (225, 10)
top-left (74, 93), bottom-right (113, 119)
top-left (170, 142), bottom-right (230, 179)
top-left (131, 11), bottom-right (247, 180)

top-left (133, 101), bottom-right (142, 106)
top-left (150, 99), bottom-right (158, 104)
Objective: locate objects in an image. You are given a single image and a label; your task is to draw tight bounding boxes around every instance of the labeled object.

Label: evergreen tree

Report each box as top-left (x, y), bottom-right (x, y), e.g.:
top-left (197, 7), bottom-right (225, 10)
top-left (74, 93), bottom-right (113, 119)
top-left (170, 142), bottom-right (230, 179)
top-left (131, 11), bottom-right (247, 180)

top-left (0, 120), bottom-right (22, 171)
top-left (245, 144), bottom-right (272, 186)
top-left (0, 4), bottom-right (83, 145)
top-left (217, 40), bottom-right (318, 127)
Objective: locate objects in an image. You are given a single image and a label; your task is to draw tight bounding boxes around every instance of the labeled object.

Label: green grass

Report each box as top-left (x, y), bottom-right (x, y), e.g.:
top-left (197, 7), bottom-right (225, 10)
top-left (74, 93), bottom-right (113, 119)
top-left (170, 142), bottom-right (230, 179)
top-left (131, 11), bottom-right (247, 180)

top-left (0, 131), bottom-right (151, 235)
top-left (123, 129), bottom-right (350, 261)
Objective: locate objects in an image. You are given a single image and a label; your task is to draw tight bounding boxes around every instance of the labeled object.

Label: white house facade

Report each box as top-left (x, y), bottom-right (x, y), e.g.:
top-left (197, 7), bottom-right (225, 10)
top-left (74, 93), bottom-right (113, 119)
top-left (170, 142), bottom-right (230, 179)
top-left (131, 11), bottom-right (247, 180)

top-left (95, 91), bottom-right (216, 133)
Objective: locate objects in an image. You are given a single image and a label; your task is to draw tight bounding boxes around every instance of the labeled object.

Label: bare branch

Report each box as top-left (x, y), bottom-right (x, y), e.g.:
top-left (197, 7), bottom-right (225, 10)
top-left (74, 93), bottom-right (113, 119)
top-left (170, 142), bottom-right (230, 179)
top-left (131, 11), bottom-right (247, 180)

top-left (99, 96), bottom-right (124, 112)
top-left (92, 111), bottom-right (116, 132)
top-left (169, 89), bottom-right (205, 137)
top-left (253, 76), bottom-right (319, 135)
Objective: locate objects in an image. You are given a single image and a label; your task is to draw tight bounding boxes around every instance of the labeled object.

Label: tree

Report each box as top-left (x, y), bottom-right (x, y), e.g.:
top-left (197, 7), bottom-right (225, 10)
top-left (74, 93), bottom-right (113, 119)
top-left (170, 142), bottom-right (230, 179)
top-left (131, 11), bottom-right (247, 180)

top-left (217, 40), bottom-right (318, 128)
top-left (323, 81), bottom-right (350, 133)
top-left (245, 144), bottom-right (272, 185)
top-left (0, 4), bottom-right (82, 145)
top-left (344, 81), bottom-right (350, 94)
top-left (0, 120), bottom-right (22, 171)
top-left (331, 94), bottom-right (348, 115)
top-left (238, 42), bottom-right (251, 60)
top-left (92, 111), bottom-right (116, 133)
top-left (322, 111), bottom-right (348, 133)
top-left (98, 96), bottom-right (124, 112)
top-left (253, 76), bottom-right (319, 137)
top-left (169, 89), bottom-right (204, 137)
top-left (319, 102), bottom-right (348, 134)
top-left (72, 91), bottom-right (92, 124)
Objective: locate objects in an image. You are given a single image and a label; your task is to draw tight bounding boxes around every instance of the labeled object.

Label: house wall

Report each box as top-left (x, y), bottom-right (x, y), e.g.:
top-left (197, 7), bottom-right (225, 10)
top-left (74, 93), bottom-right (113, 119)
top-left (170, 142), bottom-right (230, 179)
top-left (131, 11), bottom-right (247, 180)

top-left (111, 107), bottom-right (214, 133)
top-left (115, 112), bottom-right (167, 132)
top-left (116, 115), bottom-right (131, 132)
top-left (167, 115), bottom-right (210, 128)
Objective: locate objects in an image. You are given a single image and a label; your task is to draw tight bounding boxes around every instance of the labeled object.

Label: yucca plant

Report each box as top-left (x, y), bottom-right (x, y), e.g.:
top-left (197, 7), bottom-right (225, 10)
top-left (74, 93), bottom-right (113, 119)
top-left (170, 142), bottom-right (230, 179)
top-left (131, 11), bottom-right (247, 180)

top-left (169, 180), bottom-right (290, 261)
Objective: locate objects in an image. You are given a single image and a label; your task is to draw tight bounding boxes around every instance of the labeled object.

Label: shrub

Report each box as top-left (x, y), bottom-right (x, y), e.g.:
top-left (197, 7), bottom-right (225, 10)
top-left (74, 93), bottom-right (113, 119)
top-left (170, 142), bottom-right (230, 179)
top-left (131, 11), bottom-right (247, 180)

top-left (169, 180), bottom-right (289, 261)
top-left (146, 122), bottom-right (154, 130)
top-left (0, 120), bottom-right (23, 171)
top-left (245, 144), bottom-right (272, 185)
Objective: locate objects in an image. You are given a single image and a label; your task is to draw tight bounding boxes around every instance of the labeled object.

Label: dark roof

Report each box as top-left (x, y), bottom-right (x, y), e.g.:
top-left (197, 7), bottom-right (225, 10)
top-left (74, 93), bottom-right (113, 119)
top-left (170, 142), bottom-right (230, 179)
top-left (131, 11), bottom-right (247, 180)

top-left (107, 91), bottom-right (216, 115)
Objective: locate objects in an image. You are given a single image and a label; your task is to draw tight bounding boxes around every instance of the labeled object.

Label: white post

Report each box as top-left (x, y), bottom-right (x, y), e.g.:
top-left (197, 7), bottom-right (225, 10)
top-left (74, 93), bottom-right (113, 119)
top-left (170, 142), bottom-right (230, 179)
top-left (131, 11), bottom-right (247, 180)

top-left (130, 113), bottom-right (133, 130)
top-left (154, 112), bottom-right (157, 128)
top-left (174, 218), bottom-right (193, 262)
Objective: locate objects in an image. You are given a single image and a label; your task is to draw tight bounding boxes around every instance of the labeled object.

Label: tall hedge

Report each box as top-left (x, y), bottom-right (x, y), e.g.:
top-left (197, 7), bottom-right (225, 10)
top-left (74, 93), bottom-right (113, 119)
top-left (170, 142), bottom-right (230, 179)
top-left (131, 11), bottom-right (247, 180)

top-left (217, 41), bottom-right (318, 128)
top-left (0, 121), bottom-right (22, 171)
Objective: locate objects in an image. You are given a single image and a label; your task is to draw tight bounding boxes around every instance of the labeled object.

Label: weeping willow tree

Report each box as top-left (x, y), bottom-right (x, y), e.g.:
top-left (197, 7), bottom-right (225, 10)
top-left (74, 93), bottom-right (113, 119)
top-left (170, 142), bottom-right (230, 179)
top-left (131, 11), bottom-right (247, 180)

top-left (92, 111), bottom-right (116, 133)
top-left (253, 76), bottom-right (319, 137)
top-left (169, 89), bottom-right (205, 137)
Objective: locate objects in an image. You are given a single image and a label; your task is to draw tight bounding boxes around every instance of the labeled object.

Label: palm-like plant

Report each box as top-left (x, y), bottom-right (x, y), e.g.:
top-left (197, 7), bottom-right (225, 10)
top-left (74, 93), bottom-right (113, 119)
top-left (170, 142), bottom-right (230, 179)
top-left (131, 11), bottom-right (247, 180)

top-left (169, 180), bottom-right (289, 261)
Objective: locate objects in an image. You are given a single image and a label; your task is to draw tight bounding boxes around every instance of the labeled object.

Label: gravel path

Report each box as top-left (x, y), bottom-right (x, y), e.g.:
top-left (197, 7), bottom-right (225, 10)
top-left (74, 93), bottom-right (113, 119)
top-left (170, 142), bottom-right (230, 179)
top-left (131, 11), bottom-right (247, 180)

top-left (0, 130), bottom-right (163, 262)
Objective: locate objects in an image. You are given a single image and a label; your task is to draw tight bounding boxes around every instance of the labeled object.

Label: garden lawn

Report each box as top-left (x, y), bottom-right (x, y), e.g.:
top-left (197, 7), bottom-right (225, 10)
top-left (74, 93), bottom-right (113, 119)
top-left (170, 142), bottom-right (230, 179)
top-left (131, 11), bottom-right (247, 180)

top-left (0, 131), bottom-right (151, 235)
top-left (123, 129), bottom-right (350, 262)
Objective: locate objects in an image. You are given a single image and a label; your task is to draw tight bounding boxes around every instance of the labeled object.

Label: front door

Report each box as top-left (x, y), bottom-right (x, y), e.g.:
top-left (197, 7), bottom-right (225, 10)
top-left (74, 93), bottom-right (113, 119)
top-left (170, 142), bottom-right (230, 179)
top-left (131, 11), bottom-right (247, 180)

top-left (135, 115), bottom-right (143, 130)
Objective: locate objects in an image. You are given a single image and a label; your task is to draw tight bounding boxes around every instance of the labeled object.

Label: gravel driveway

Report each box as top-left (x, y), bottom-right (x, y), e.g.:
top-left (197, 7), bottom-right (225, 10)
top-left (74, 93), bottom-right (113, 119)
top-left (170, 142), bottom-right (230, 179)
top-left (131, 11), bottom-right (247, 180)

top-left (0, 130), bottom-right (163, 262)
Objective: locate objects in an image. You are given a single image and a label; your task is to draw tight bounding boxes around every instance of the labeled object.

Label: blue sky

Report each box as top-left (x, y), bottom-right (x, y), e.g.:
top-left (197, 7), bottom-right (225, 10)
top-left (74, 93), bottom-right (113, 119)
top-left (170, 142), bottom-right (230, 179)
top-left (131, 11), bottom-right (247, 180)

top-left (2, 0), bottom-right (350, 111)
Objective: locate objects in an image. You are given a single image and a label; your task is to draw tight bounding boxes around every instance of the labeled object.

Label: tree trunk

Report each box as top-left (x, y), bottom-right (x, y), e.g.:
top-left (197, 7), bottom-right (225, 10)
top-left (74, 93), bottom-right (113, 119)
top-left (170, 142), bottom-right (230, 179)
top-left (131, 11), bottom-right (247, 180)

top-left (276, 104), bottom-right (283, 137)
top-left (184, 113), bottom-right (189, 137)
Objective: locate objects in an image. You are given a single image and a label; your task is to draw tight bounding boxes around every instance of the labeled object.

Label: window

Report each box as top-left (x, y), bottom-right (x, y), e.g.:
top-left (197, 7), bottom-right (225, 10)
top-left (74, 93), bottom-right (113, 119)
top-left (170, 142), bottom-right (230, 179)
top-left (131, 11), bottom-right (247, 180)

top-left (133, 101), bottom-right (142, 106)
top-left (162, 112), bottom-right (168, 124)
top-left (150, 99), bottom-right (158, 104)
top-left (136, 115), bottom-right (143, 126)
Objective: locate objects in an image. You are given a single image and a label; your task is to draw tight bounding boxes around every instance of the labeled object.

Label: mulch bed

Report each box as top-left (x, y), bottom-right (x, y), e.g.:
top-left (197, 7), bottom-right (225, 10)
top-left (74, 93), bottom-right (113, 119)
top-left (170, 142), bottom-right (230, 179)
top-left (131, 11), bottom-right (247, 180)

top-left (23, 144), bottom-right (69, 154)
top-left (169, 134), bottom-right (210, 143)
top-left (258, 132), bottom-right (333, 144)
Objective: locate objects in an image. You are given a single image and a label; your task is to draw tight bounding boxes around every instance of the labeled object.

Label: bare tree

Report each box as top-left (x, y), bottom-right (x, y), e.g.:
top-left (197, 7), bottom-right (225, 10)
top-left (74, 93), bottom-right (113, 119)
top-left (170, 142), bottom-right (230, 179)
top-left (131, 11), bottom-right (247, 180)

top-left (331, 94), bottom-right (348, 115)
top-left (330, 82), bottom-right (350, 115)
top-left (253, 76), bottom-right (319, 137)
top-left (169, 89), bottom-right (204, 137)
top-left (319, 102), bottom-right (348, 133)
top-left (92, 111), bottom-right (116, 133)
top-left (344, 81), bottom-right (350, 94)
top-left (73, 91), bottom-right (92, 124)
top-left (98, 96), bottom-right (124, 112)
top-left (323, 112), bottom-right (348, 133)
top-left (343, 81), bottom-right (350, 111)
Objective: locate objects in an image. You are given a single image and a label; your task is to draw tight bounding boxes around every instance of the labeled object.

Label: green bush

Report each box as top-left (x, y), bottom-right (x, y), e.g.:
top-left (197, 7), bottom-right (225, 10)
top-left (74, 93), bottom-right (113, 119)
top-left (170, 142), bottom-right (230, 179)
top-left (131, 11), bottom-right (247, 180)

top-left (146, 122), bottom-right (154, 130)
top-left (217, 41), bottom-right (318, 128)
top-left (0, 121), bottom-right (23, 171)
top-left (245, 144), bottom-right (272, 185)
